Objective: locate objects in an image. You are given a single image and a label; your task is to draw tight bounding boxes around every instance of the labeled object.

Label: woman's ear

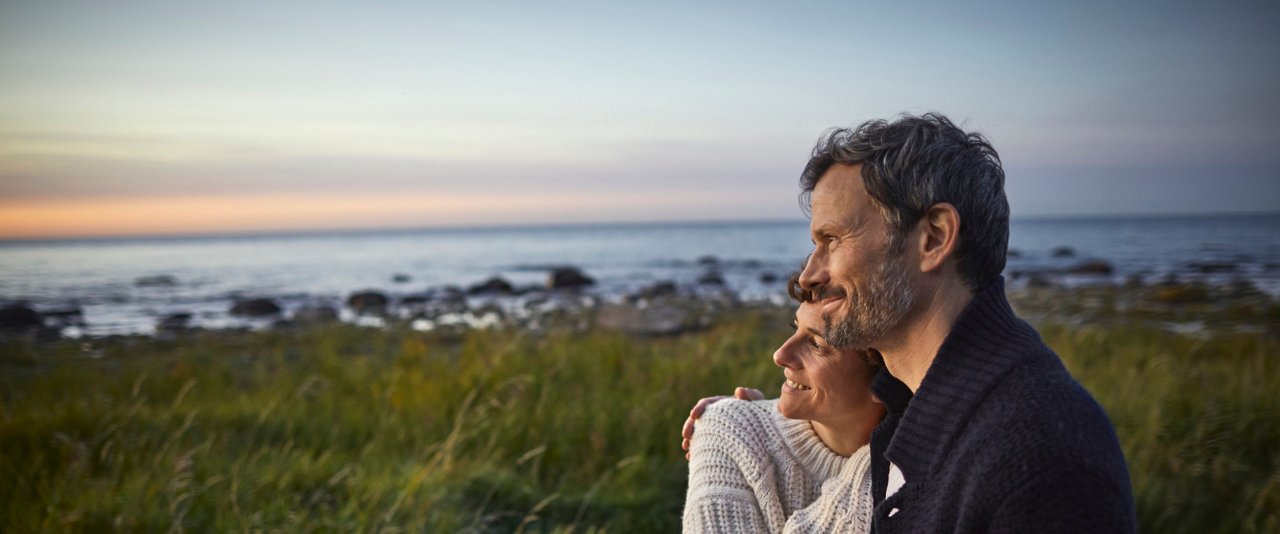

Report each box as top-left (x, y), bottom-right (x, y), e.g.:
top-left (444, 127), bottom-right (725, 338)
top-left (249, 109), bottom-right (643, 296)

top-left (915, 203), bottom-right (960, 273)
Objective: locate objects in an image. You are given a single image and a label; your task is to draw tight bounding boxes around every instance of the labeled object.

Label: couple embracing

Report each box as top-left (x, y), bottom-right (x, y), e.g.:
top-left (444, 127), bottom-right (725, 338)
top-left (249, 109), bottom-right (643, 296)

top-left (681, 113), bottom-right (1136, 533)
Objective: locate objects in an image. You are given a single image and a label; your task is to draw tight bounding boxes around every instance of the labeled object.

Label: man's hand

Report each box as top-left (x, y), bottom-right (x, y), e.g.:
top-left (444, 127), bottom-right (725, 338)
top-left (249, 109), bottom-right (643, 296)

top-left (681, 387), bottom-right (765, 460)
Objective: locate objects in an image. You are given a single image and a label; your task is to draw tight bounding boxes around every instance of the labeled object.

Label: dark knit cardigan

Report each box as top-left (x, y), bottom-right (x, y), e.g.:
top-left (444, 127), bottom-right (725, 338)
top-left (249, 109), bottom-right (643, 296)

top-left (868, 278), bottom-right (1136, 533)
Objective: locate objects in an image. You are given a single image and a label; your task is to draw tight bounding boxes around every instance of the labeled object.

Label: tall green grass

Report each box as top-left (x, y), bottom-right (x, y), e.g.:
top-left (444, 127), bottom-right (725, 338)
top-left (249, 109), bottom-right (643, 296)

top-left (1, 306), bottom-right (1276, 532)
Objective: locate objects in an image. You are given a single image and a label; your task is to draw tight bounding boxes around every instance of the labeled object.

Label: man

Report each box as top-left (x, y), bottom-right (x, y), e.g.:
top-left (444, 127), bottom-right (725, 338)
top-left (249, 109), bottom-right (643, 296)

top-left (682, 113), bottom-right (1136, 532)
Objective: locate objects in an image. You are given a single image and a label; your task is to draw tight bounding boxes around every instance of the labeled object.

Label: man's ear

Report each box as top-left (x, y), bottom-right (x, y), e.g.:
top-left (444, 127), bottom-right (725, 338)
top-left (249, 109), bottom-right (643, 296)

top-left (914, 203), bottom-right (960, 273)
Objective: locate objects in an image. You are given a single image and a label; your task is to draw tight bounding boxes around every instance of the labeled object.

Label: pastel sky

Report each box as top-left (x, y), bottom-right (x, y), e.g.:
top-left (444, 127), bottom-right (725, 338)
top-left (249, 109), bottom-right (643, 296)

top-left (2, 1), bottom-right (1278, 238)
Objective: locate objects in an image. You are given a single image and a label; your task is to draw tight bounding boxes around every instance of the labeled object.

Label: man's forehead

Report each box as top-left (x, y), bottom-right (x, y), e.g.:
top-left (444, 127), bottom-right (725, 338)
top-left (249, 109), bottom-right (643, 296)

top-left (810, 163), bottom-right (872, 231)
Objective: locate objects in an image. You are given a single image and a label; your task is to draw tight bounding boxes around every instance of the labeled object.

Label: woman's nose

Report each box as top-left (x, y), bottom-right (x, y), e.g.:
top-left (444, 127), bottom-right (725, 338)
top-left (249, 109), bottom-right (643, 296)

top-left (773, 340), bottom-right (797, 368)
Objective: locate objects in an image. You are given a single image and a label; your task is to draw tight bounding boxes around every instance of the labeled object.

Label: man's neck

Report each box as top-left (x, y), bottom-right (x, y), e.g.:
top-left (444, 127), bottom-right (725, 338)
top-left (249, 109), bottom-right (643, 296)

top-left (878, 279), bottom-right (973, 393)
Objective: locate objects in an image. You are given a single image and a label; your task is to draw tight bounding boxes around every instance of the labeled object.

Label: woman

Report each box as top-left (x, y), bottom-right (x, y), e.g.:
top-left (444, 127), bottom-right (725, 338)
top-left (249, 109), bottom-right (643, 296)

top-left (682, 280), bottom-right (884, 533)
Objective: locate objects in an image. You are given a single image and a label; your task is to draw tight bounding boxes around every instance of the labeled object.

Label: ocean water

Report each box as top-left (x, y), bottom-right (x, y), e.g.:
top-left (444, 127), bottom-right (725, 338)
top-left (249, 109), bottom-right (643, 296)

top-left (1, 214), bottom-right (1277, 336)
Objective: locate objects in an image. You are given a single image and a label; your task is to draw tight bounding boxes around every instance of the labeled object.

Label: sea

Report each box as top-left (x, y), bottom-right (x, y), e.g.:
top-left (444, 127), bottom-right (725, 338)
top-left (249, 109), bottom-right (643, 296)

top-left (1, 213), bottom-right (1277, 337)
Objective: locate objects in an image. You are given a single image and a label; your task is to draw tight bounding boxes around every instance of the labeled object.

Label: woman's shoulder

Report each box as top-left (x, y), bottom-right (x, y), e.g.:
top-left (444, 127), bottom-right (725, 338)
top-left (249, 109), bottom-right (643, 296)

top-left (696, 399), bottom-right (780, 441)
top-left (702, 398), bottom-right (777, 424)
top-left (692, 399), bottom-right (785, 466)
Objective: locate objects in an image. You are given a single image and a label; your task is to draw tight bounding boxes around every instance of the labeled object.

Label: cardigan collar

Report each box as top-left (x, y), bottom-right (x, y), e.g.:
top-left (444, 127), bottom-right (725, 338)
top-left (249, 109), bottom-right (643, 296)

top-left (870, 276), bottom-right (1041, 481)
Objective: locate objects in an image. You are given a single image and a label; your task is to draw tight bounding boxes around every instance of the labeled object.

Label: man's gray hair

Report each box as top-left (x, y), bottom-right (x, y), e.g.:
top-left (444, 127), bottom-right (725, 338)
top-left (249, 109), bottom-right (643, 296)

top-left (799, 112), bottom-right (1010, 290)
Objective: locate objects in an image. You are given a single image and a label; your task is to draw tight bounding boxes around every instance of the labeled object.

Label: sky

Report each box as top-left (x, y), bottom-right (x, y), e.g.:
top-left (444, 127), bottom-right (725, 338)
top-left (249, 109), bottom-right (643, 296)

top-left (1, 0), bottom-right (1278, 238)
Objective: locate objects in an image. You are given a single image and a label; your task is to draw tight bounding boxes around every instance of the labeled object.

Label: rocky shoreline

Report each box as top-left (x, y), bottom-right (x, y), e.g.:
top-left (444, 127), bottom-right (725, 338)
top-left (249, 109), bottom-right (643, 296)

top-left (2, 253), bottom-right (1277, 342)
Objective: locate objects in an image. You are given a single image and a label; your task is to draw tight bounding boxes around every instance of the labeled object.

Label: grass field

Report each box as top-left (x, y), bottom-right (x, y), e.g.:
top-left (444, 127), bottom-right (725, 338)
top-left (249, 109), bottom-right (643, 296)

top-left (1, 295), bottom-right (1277, 532)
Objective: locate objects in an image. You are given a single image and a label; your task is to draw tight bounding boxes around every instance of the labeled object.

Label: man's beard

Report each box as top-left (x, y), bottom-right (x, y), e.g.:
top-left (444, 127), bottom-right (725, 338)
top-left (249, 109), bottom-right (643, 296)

top-left (821, 246), bottom-right (917, 350)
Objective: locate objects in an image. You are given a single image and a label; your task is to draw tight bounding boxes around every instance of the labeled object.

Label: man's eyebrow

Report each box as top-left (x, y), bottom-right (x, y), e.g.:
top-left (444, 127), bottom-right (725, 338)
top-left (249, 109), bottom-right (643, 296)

top-left (805, 327), bottom-right (823, 337)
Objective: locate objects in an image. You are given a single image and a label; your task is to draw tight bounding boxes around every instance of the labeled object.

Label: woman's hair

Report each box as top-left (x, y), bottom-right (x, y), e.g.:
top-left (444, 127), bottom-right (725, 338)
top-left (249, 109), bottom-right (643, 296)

top-left (786, 272), bottom-right (814, 303)
top-left (785, 270), bottom-right (884, 369)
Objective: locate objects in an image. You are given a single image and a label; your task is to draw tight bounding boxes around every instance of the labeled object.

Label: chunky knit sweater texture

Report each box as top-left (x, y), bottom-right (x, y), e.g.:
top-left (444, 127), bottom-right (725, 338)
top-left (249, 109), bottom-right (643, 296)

top-left (683, 399), bottom-right (873, 534)
top-left (868, 278), bottom-right (1137, 533)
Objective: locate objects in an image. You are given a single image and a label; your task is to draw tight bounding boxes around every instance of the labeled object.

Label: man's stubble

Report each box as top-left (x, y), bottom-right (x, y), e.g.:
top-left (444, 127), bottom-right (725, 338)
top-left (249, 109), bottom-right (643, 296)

top-left (823, 238), bottom-right (917, 351)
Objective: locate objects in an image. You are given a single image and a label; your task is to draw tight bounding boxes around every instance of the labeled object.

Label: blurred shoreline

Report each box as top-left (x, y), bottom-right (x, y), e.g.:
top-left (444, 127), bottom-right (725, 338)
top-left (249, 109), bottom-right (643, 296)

top-left (2, 214), bottom-right (1278, 338)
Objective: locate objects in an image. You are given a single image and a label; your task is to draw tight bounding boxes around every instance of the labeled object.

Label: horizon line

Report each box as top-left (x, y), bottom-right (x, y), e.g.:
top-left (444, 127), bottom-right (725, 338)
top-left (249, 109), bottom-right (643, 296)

top-left (3, 209), bottom-right (1278, 244)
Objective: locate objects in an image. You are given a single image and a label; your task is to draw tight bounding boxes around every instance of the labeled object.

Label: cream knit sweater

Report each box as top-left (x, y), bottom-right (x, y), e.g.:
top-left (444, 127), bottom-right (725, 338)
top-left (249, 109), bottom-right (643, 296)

top-left (682, 399), bottom-right (873, 534)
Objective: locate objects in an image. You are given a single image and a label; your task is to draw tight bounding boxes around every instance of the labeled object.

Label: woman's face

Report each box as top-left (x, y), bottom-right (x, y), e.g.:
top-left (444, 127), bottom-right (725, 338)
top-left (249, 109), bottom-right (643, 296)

top-left (773, 301), bottom-right (880, 425)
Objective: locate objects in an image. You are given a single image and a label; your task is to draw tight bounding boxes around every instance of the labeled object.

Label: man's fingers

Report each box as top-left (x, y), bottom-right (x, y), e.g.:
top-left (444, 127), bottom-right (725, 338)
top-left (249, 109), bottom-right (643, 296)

top-left (683, 392), bottom-right (750, 459)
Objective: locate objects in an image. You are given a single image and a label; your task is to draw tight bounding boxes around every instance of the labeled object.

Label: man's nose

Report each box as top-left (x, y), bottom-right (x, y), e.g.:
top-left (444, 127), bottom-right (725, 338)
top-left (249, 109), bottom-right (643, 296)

top-left (799, 250), bottom-right (828, 290)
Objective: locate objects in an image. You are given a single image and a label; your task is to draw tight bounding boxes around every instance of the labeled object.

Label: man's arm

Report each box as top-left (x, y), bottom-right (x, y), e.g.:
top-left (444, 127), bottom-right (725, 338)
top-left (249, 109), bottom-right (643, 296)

top-left (680, 387), bottom-right (764, 460)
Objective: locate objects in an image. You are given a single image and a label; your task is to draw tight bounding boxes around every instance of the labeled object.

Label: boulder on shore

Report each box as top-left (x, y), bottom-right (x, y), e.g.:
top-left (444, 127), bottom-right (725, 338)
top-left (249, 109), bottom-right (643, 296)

top-left (548, 267), bottom-right (595, 290)
top-left (294, 305), bottom-right (339, 324)
top-left (230, 298), bottom-right (282, 317)
top-left (632, 281), bottom-right (677, 301)
top-left (157, 312), bottom-right (193, 331)
top-left (596, 302), bottom-right (690, 336)
top-left (347, 291), bottom-right (390, 314)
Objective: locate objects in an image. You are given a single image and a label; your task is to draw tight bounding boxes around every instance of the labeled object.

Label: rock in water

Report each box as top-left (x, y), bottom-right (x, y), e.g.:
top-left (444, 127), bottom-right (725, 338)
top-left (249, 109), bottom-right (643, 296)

top-left (1187, 261), bottom-right (1238, 274)
top-left (548, 267), bottom-right (594, 290)
top-left (392, 273), bottom-right (412, 283)
top-left (347, 291), bottom-right (390, 314)
top-left (697, 270), bottom-right (725, 286)
top-left (1067, 260), bottom-right (1114, 275)
top-left (135, 274), bottom-right (178, 287)
top-left (230, 298), bottom-right (283, 317)
top-left (1051, 246), bottom-right (1076, 258)
top-left (0, 304), bottom-right (43, 330)
top-left (469, 277), bottom-right (515, 295)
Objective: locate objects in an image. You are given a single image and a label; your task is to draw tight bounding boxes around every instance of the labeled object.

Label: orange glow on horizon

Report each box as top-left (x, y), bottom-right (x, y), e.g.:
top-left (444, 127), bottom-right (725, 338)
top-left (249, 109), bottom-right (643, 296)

top-left (0, 191), bottom-right (712, 239)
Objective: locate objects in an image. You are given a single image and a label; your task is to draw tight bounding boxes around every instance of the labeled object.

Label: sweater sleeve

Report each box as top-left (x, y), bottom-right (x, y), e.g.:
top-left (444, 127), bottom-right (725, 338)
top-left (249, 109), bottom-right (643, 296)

top-left (782, 444), bottom-right (873, 534)
top-left (682, 402), bottom-right (778, 534)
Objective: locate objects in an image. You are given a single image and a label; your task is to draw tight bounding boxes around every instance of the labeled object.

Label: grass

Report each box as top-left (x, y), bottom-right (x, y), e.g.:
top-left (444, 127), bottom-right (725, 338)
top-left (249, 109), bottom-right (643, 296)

top-left (1, 298), bottom-right (1276, 532)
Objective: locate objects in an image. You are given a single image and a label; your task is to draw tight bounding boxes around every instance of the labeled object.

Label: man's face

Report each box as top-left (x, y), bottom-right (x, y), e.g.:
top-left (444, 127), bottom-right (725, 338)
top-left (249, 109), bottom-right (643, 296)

top-left (799, 163), bottom-right (918, 350)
